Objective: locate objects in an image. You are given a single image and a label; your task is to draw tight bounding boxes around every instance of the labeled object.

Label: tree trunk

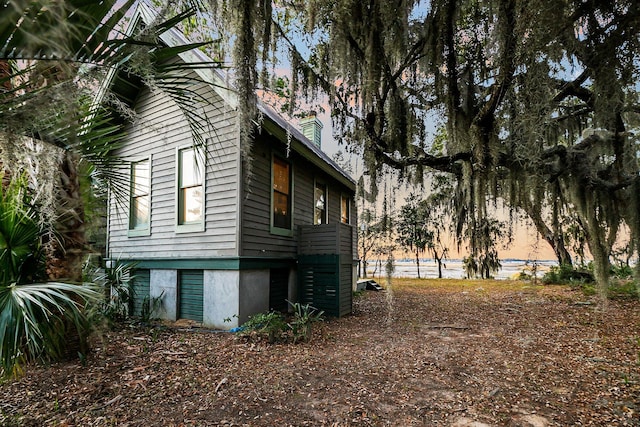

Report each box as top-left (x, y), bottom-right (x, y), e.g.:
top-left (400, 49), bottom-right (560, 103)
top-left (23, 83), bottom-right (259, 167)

top-left (415, 249), bottom-right (421, 279)
top-left (435, 255), bottom-right (443, 279)
top-left (47, 152), bottom-right (86, 282)
top-left (523, 202), bottom-right (573, 266)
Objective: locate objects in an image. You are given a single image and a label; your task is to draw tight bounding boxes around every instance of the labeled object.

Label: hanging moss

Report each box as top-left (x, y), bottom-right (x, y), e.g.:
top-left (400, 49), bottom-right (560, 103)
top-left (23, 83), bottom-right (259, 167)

top-left (194, 0), bottom-right (640, 290)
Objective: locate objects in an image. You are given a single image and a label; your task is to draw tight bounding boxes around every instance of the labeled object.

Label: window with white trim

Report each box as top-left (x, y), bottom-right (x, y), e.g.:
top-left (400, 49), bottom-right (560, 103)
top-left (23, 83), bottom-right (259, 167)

top-left (177, 146), bottom-right (204, 231)
top-left (271, 155), bottom-right (293, 234)
top-left (129, 158), bottom-right (150, 236)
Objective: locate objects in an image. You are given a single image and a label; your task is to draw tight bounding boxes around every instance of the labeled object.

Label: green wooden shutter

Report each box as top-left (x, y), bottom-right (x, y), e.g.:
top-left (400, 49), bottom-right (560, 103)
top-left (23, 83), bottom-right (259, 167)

top-left (131, 269), bottom-right (151, 316)
top-left (298, 254), bottom-right (340, 317)
top-left (179, 270), bottom-right (203, 322)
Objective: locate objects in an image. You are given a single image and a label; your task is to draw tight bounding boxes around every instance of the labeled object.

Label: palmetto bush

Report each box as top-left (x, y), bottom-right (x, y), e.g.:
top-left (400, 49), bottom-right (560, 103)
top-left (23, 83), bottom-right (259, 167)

top-left (0, 175), bottom-right (101, 377)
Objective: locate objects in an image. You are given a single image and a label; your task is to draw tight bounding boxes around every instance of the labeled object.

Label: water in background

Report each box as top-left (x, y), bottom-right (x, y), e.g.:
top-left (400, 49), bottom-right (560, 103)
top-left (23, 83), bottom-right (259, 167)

top-left (364, 259), bottom-right (558, 280)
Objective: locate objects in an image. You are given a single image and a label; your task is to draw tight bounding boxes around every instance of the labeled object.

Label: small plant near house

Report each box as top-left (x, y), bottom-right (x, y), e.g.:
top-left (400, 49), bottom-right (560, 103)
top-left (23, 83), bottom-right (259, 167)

top-left (287, 300), bottom-right (324, 343)
top-left (139, 292), bottom-right (164, 323)
top-left (239, 302), bottom-right (324, 344)
top-left (240, 311), bottom-right (288, 343)
top-left (86, 260), bottom-right (138, 325)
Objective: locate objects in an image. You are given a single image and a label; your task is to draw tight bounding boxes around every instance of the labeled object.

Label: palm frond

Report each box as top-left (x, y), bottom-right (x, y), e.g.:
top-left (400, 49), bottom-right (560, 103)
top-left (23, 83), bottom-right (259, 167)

top-left (0, 281), bottom-right (101, 377)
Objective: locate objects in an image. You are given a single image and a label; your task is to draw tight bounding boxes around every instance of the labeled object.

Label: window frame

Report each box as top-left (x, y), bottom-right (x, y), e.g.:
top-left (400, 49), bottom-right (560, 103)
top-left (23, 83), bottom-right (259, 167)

top-left (128, 156), bottom-right (152, 237)
top-left (340, 194), bottom-right (351, 224)
top-left (176, 145), bottom-right (206, 233)
top-left (313, 179), bottom-right (328, 225)
top-left (270, 153), bottom-right (294, 236)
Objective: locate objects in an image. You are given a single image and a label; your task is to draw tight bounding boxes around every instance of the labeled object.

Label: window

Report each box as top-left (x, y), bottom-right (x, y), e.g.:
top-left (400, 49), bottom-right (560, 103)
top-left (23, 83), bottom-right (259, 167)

top-left (129, 158), bottom-right (150, 236)
top-left (314, 181), bottom-right (327, 224)
top-left (341, 194), bottom-right (350, 224)
top-left (272, 155), bottom-right (292, 234)
top-left (177, 146), bottom-right (204, 231)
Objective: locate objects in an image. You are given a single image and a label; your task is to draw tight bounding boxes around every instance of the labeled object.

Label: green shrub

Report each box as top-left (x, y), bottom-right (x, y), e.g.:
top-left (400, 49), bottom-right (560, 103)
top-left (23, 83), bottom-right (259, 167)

top-left (0, 175), bottom-right (101, 377)
top-left (86, 260), bottom-right (137, 324)
top-left (287, 301), bottom-right (324, 343)
top-left (611, 264), bottom-right (634, 280)
top-left (542, 264), bottom-right (594, 285)
top-left (239, 302), bottom-right (324, 344)
top-left (606, 280), bottom-right (639, 300)
top-left (542, 263), bottom-right (638, 300)
top-left (240, 311), bottom-right (288, 343)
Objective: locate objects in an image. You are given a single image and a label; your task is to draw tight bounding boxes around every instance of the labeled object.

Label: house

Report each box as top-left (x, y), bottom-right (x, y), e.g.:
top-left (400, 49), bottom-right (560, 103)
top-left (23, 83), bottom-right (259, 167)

top-left (104, 4), bottom-right (357, 329)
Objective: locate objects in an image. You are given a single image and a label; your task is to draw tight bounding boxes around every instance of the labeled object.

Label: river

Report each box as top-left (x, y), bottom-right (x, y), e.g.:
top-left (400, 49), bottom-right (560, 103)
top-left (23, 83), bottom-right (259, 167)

top-left (364, 259), bottom-right (558, 280)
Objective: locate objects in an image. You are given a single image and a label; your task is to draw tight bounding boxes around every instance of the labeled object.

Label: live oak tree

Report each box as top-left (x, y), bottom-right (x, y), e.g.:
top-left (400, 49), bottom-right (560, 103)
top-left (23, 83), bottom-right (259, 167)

top-left (202, 0), bottom-right (639, 292)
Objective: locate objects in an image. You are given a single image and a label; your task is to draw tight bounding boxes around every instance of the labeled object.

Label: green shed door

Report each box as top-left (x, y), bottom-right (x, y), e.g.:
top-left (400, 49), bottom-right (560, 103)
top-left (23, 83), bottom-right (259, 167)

top-left (131, 269), bottom-right (150, 316)
top-left (179, 270), bottom-right (203, 322)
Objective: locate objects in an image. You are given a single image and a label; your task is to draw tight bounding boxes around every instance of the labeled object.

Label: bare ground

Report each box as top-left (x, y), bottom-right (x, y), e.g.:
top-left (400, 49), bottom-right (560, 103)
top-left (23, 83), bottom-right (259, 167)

top-left (1, 279), bottom-right (639, 426)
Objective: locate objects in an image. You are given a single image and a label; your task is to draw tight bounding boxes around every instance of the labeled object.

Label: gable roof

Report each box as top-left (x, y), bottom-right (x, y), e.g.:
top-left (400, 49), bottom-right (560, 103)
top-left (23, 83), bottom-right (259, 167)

top-left (105, 2), bottom-right (355, 190)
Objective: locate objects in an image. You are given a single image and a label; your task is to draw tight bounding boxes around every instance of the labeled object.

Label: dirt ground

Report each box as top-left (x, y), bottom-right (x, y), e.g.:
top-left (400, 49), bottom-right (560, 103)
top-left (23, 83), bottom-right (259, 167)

top-left (1, 279), bottom-right (639, 426)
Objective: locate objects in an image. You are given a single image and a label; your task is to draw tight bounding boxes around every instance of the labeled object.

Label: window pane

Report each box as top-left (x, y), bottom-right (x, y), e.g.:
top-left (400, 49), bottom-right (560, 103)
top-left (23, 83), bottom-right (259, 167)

top-left (180, 148), bottom-right (203, 188)
top-left (314, 183), bottom-right (326, 225)
top-left (272, 156), bottom-right (292, 230)
top-left (182, 187), bottom-right (203, 223)
top-left (273, 157), bottom-right (290, 195)
top-left (178, 147), bottom-right (204, 226)
top-left (273, 192), bottom-right (291, 229)
top-left (341, 196), bottom-right (350, 224)
top-left (132, 161), bottom-right (149, 196)
top-left (132, 195), bottom-right (149, 228)
top-left (130, 159), bottom-right (150, 230)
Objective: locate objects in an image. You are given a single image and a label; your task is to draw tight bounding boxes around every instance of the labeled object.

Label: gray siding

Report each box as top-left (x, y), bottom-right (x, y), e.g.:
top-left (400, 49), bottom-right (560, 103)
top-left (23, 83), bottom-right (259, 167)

top-left (108, 76), bottom-right (240, 260)
top-left (241, 133), bottom-right (356, 258)
top-left (298, 223), bottom-right (354, 257)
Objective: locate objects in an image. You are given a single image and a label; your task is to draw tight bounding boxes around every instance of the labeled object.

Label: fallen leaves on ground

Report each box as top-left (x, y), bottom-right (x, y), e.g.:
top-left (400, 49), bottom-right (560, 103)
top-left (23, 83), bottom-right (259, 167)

top-left (1, 279), bottom-right (639, 426)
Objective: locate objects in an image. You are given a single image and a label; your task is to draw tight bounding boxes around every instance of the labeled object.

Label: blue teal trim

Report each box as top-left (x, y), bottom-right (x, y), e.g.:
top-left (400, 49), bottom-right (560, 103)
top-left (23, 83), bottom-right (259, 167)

top-left (113, 257), bottom-right (297, 270)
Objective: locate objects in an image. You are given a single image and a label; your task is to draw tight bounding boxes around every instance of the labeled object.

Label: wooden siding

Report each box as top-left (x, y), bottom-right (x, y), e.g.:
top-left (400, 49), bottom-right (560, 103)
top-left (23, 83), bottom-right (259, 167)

top-left (297, 254), bottom-right (352, 317)
top-left (339, 256), bottom-right (353, 316)
top-left (298, 223), bottom-right (354, 258)
top-left (107, 72), bottom-right (240, 260)
top-left (240, 133), bottom-right (356, 257)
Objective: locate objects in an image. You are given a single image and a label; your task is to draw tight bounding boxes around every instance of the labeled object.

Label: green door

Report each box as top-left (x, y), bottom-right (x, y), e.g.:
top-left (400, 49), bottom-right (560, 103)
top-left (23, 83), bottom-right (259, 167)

top-left (179, 270), bottom-right (203, 322)
top-left (131, 269), bottom-right (150, 316)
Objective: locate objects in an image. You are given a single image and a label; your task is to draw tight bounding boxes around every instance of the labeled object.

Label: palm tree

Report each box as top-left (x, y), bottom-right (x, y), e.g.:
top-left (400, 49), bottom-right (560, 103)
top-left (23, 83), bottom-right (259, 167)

top-left (0, 0), bottom-right (216, 375)
top-left (0, 173), bottom-right (100, 376)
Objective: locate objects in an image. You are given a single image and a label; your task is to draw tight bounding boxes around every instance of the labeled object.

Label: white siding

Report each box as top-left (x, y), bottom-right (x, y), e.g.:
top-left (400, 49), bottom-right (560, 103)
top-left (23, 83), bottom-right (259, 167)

top-left (108, 76), bottom-right (240, 260)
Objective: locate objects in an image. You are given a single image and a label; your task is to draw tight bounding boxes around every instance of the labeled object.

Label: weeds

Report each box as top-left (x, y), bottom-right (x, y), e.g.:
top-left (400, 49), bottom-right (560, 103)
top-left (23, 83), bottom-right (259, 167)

top-left (239, 301), bottom-right (324, 344)
top-left (139, 292), bottom-right (164, 323)
top-left (240, 311), bottom-right (288, 343)
top-left (287, 301), bottom-right (324, 343)
top-left (542, 264), bottom-right (638, 300)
